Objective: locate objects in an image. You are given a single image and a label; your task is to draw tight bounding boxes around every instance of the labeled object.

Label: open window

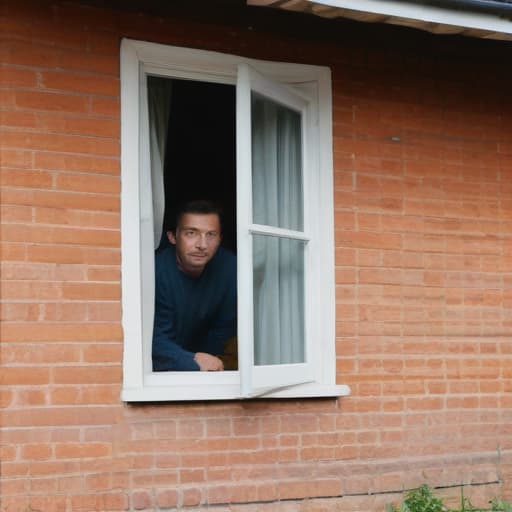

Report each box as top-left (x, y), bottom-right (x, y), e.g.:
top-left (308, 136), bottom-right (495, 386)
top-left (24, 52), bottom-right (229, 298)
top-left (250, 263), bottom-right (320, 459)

top-left (120, 39), bottom-right (350, 401)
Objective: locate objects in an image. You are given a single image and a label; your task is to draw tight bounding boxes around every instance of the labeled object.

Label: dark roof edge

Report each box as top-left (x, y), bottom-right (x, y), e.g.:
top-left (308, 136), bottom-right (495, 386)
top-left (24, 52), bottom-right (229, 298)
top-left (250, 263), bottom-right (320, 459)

top-left (405, 0), bottom-right (512, 17)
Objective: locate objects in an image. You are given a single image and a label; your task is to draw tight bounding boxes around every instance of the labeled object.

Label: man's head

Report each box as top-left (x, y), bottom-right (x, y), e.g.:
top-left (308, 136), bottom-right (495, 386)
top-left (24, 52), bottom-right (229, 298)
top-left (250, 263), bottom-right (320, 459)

top-left (167, 200), bottom-right (223, 277)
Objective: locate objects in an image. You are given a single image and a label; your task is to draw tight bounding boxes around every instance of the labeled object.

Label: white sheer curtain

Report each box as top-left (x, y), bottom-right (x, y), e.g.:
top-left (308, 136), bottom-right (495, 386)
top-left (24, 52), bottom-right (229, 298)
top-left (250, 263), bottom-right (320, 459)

top-left (147, 77), bottom-right (172, 249)
top-left (251, 93), bottom-right (305, 366)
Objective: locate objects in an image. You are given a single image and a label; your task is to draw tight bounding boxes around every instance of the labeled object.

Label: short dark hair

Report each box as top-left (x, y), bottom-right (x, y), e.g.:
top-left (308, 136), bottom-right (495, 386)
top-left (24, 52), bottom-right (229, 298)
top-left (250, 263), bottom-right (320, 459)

top-left (170, 199), bottom-right (224, 233)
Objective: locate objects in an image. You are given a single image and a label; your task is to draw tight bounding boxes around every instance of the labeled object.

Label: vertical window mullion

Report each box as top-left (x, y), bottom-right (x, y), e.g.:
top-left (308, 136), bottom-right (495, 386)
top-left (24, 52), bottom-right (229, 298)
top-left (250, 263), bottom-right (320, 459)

top-left (236, 63), bottom-right (256, 397)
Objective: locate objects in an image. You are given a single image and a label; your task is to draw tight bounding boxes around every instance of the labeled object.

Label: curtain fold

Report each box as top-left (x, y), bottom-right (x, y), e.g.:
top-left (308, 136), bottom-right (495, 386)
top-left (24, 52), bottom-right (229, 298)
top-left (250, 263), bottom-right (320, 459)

top-left (251, 93), bottom-right (305, 366)
top-left (148, 77), bottom-right (172, 250)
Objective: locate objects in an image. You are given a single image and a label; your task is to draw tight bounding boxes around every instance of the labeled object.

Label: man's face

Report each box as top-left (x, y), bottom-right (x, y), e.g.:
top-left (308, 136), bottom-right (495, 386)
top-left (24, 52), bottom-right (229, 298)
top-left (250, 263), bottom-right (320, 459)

top-left (167, 213), bottom-right (222, 277)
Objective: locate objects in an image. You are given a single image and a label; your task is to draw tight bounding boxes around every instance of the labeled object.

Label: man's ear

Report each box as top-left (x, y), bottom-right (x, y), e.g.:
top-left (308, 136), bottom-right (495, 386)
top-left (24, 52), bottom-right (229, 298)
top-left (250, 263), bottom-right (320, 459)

top-left (167, 230), bottom-right (177, 245)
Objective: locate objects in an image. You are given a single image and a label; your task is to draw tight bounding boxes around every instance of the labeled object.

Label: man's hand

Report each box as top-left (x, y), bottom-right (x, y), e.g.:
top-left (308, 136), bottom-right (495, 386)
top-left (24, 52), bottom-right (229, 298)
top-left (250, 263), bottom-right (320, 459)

top-left (194, 352), bottom-right (224, 371)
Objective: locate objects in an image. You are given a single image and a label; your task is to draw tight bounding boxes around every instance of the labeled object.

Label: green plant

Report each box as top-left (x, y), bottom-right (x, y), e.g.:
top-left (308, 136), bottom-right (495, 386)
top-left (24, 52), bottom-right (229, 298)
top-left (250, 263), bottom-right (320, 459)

top-left (386, 485), bottom-right (445, 512)
top-left (490, 499), bottom-right (512, 512)
top-left (405, 485), bottom-right (446, 512)
top-left (386, 486), bottom-right (512, 512)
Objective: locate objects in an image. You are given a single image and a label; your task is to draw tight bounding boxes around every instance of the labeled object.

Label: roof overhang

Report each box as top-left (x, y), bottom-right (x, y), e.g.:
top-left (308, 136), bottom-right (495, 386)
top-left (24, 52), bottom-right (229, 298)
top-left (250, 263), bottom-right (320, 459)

top-left (248, 0), bottom-right (512, 40)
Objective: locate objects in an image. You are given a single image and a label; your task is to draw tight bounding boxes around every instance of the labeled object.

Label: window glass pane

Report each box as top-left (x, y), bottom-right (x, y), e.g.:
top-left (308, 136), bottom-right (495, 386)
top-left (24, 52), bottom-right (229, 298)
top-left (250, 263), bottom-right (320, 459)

top-left (251, 92), bottom-right (303, 231)
top-left (253, 234), bottom-right (305, 365)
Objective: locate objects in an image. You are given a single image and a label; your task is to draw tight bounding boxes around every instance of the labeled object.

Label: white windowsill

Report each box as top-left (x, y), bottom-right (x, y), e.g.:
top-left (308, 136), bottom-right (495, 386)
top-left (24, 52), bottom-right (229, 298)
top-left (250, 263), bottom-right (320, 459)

top-left (121, 372), bottom-right (350, 402)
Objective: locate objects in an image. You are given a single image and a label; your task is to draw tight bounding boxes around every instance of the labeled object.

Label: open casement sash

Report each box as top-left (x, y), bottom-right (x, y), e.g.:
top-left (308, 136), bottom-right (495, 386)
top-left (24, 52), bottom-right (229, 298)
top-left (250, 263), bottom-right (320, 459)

top-left (236, 63), bottom-right (315, 398)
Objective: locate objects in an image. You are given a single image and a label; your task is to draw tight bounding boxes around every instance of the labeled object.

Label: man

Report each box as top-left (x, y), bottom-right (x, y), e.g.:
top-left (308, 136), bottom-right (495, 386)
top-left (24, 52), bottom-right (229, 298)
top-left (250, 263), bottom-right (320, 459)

top-left (152, 200), bottom-right (237, 371)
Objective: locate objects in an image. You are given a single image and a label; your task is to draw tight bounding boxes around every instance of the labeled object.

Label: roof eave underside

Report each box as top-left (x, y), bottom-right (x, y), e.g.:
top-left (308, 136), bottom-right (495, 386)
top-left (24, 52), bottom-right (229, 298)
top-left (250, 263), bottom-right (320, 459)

top-left (248, 0), bottom-right (512, 40)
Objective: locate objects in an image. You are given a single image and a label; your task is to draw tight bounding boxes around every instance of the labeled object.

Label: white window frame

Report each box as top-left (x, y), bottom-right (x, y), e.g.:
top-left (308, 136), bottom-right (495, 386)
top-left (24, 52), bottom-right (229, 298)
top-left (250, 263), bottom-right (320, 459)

top-left (120, 38), bottom-right (350, 401)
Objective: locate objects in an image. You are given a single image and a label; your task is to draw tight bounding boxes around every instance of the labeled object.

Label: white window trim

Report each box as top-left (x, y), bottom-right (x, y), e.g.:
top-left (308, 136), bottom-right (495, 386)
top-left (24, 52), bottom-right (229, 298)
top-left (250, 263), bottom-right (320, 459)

top-left (120, 38), bottom-right (350, 401)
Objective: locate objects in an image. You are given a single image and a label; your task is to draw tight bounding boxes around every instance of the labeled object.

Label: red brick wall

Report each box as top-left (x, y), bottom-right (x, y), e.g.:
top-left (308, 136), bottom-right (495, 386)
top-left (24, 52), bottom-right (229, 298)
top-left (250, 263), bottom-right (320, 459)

top-left (1, 1), bottom-right (511, 510)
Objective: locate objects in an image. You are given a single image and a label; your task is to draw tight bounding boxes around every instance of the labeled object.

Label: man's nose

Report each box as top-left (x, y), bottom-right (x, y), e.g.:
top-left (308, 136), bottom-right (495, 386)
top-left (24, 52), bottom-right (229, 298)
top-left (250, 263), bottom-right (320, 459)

top-left (196, 234), bottom-right (207, 248)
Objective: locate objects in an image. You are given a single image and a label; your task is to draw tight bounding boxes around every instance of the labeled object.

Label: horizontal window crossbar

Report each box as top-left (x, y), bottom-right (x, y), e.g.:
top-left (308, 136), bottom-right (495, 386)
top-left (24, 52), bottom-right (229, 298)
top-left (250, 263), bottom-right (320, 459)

top-left (249, 223), bottom-right (310, 241)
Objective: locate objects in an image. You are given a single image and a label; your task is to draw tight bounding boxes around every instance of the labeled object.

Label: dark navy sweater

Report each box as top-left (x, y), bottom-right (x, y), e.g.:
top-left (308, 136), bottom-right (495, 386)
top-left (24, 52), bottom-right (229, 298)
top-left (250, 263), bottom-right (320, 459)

top-left (152, 245), bottom-right (237, 371)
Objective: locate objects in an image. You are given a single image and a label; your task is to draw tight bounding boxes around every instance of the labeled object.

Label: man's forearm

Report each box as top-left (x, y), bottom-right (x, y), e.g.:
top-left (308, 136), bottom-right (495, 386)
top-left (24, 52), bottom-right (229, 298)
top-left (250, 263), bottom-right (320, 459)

top-left (152, 335), bottom-right (200, 371)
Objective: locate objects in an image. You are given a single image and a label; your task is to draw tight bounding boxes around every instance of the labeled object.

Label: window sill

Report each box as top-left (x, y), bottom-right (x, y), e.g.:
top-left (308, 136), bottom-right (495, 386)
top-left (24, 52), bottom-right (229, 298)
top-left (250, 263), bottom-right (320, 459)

top-left (121, 376), bottom-right (350, 402)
